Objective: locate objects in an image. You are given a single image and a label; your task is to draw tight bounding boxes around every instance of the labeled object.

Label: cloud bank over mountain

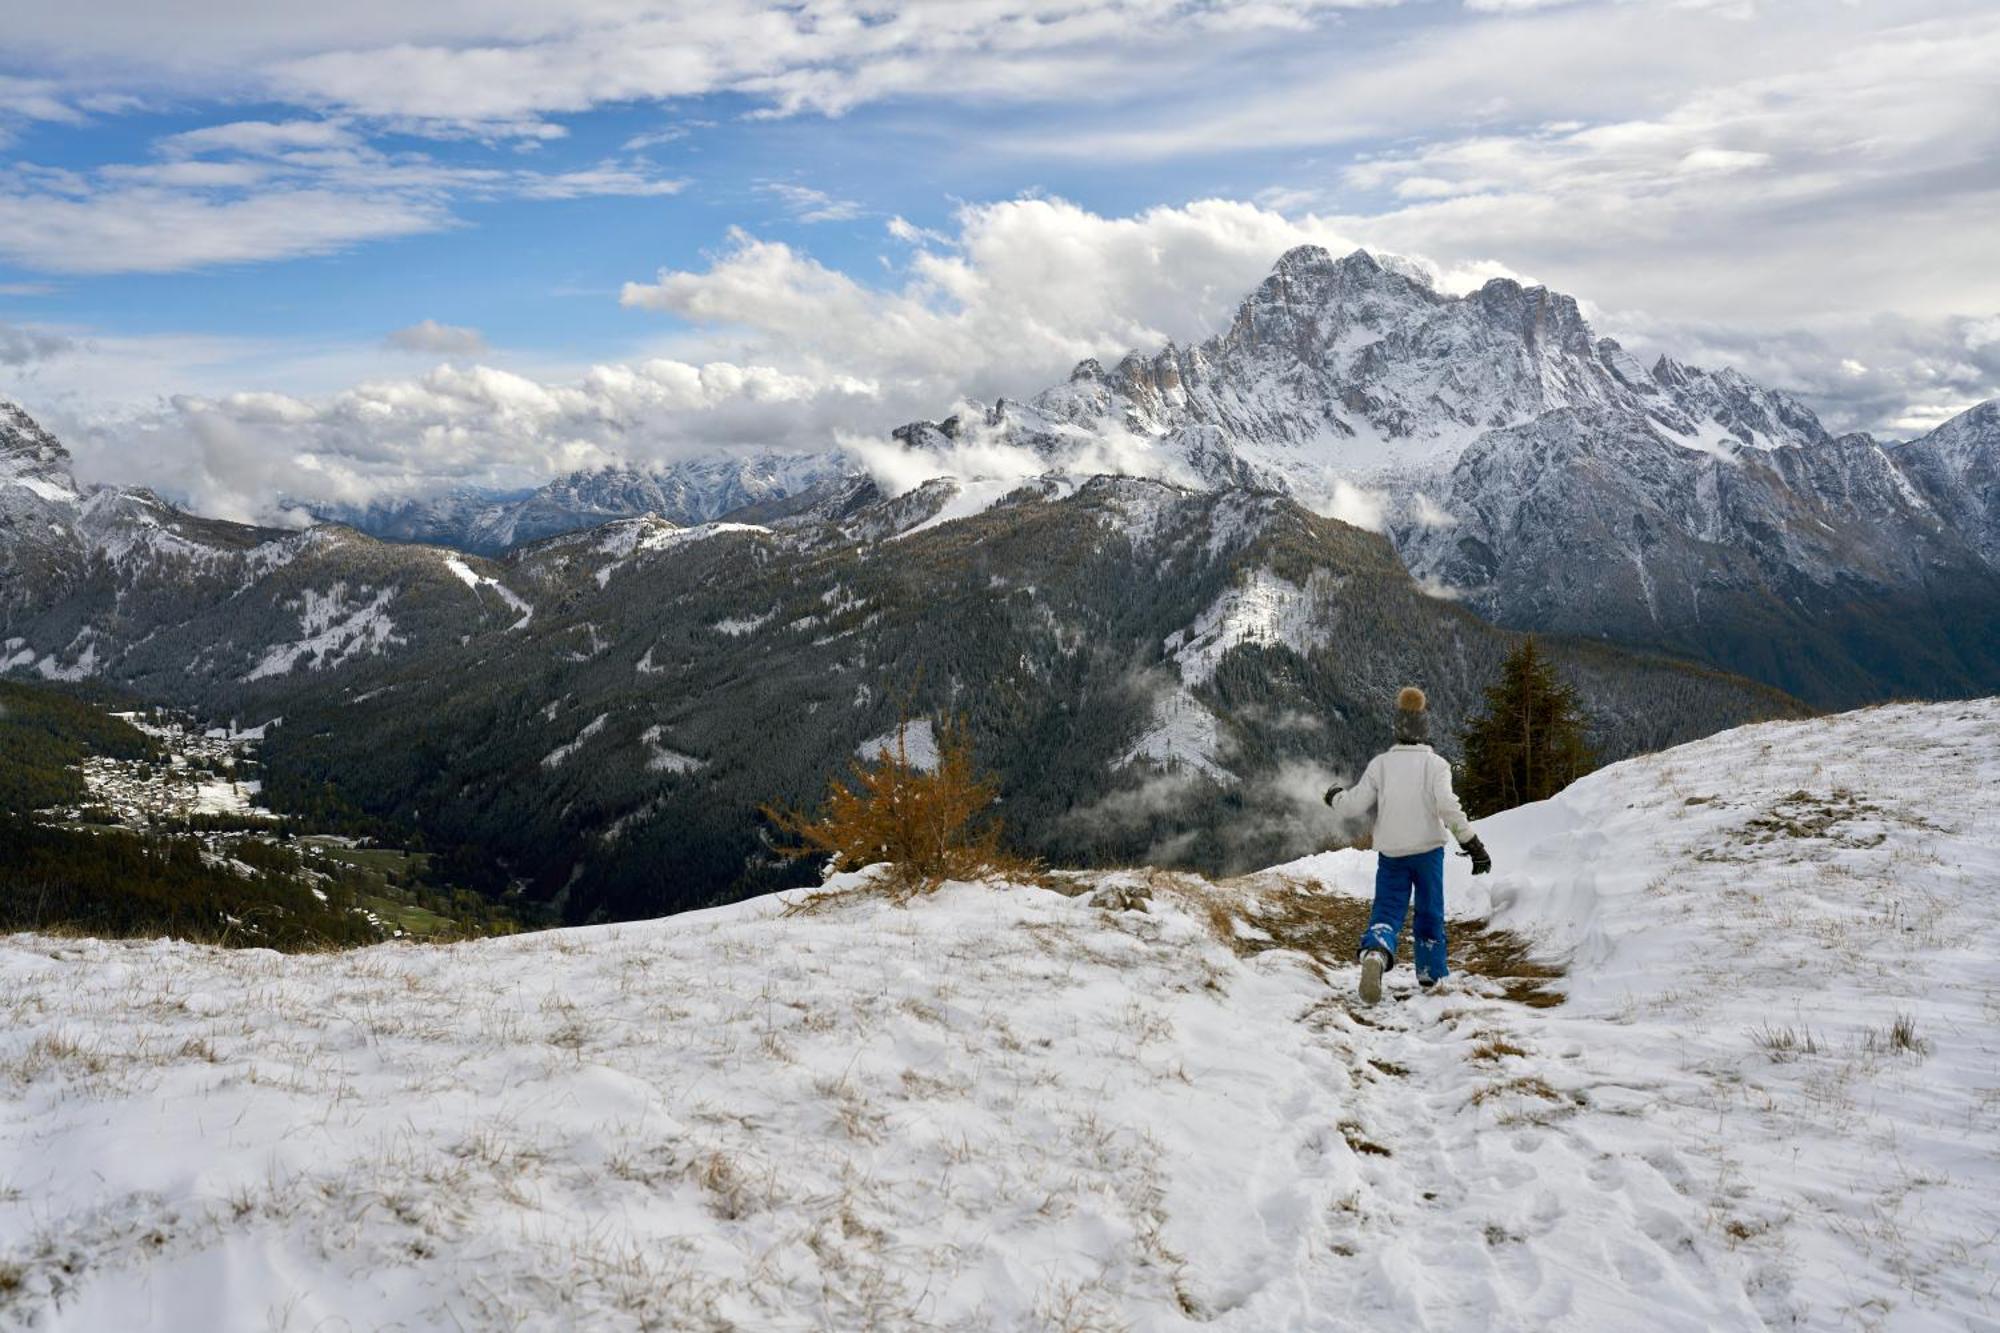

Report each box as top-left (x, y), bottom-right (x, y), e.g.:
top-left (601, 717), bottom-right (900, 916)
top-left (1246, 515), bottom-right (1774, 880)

top-left (29, 192), bottom-right (1995, 522)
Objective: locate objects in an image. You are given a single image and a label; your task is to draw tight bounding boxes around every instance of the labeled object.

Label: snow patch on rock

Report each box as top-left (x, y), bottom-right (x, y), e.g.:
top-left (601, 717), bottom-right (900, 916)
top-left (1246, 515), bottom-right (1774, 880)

top-left (1170, 569), bottom-right (1331, 685)
top-left (542, 712), bottom-right (609, 769)
top-left (1116, 686), bottom-right (1231, 782)
top-left (640, 724), bottom-right (705, 774)
top-left (244, 585), bottom-right (402, 681)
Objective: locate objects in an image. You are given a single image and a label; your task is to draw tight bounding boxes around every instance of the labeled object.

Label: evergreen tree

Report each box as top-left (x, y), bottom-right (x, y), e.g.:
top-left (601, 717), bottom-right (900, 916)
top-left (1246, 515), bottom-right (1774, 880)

top-left (1461, 638), bottom-right (1595, 816)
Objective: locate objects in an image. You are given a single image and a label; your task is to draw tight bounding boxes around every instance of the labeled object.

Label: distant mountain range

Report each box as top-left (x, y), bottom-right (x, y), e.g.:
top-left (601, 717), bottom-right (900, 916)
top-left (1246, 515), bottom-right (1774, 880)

top-left (4, 390), bottom-right (1799, 921)
top-left (6, 246), bottom-right (1998, 918)
top-left (311, 247), bottom-right (2000, 706)
top-left (310, 450), bottom-right (845, 554)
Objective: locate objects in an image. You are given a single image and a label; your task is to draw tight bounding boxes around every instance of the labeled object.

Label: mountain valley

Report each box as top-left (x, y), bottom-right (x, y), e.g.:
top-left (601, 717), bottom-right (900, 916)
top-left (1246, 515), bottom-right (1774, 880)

top-left (7, 249), bottom-right (1997, 921)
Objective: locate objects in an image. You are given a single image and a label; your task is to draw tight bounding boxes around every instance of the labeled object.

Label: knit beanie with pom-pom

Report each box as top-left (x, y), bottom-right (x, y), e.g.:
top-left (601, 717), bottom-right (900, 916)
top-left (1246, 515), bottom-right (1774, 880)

top-left (1393, 685), bottom-right (1429, 744)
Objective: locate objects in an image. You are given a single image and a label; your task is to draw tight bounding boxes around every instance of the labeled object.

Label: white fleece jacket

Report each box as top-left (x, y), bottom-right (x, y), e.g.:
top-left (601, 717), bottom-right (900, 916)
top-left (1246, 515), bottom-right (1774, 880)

top-left (1329, 743), bottom-right (1475, 857)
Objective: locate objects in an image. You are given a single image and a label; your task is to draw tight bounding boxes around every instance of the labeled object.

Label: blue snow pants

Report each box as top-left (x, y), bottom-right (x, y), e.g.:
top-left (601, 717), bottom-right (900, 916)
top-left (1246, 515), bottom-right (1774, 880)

top-left (1357, 846), bottom-right (1448, 983)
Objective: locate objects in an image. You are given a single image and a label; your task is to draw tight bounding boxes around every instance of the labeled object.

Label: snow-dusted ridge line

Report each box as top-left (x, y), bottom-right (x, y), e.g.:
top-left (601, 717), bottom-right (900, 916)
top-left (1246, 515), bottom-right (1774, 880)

top-left (312, 450), bottom-right (846, 555)
top-left (592, 519), bottom-right (771, 587)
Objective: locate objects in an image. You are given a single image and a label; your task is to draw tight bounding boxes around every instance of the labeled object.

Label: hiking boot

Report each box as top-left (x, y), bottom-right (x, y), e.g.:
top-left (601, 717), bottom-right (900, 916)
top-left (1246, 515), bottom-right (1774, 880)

top-left (1358, 949), bottom-right (1389, 1005)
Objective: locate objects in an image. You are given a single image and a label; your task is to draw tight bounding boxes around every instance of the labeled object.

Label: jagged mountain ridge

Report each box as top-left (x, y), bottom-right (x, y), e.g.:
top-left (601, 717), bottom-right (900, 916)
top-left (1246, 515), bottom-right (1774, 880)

top-left (1399, 405), bottom-right (2000, 705)
top-left (313, 450), bottom-right (847, 555)
top-left (2, 412), bottom-right (523, 691)
top-left (896, 247), bottom-right (1833, 497)
top-left (888, 248), bottom-right (2000, 705)
top-left (152, 246), bottom-right (2000, 707)
top-left (13, 238), bottom-right (2000, 708)
top-left (1894, 399), bottom-right (2000, 567)
top-left (312, 250), bottom-right (1846, 560)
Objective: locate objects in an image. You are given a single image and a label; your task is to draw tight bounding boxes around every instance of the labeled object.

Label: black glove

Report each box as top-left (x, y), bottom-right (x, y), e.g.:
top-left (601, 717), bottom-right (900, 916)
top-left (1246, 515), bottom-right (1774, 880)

top-left (1322, 785), bottom-right (1344, 807)
top-left (1460, 835), bottom-right (1492, 876)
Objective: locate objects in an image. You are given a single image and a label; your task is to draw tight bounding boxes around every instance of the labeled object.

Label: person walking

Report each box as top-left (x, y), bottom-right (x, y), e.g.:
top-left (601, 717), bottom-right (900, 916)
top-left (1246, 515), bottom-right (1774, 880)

top-left (1324, 686), bottom-right (1491, 1004)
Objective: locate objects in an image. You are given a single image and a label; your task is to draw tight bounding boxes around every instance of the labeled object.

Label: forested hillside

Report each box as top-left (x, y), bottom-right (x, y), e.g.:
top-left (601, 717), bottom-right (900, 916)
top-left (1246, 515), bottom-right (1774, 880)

top-left (0, 680), bottom-right (524, 948)
top-left (257, 479), bottom-right (1804, 923)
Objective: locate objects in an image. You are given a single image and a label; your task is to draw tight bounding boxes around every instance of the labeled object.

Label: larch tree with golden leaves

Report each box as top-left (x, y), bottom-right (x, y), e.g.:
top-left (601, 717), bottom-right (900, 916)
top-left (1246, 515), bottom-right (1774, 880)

top-left (761, 717), bottom-right (1017, 898)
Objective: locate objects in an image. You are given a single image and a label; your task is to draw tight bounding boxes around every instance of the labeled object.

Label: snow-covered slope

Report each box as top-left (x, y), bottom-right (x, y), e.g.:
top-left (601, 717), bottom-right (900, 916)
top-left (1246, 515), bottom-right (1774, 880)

top-left (1277, 695), bottom-right (2000, 1329)
top-left (5, 698), bottom-right (1995, 1330)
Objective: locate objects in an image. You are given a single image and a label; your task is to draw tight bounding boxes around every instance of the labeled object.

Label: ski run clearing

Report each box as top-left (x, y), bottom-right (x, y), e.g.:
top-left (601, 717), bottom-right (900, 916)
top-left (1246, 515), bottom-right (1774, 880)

top-left (2, 699), bottom-right (1997, 1331)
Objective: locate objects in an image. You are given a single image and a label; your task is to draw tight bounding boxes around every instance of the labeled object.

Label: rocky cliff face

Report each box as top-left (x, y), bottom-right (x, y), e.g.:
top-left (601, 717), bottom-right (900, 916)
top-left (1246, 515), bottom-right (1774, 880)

top-left (1, 400), bottom-right (90, 617)
top-left (1896, 400), bottom-right (2000, 567)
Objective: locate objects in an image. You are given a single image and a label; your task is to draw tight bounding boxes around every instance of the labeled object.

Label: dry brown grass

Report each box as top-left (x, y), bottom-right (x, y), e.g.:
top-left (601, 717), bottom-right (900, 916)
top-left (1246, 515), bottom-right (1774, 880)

top-left (1469, 1037), bottom-right (1528, 1062)
top-left (1863, 1012), bottom-right (1929, 1057)
top-left (1469, 1074), bottom-right (1564, 1107)
top-left (1200, 873), bottom-right (1567, 1008)
top-left (1752, 1022), bottom-right (1824, 1061)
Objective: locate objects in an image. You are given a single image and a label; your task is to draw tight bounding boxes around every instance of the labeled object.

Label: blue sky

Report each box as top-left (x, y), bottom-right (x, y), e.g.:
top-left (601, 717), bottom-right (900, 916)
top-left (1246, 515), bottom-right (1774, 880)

top-left (2, 0), bottom-right (1996, 519)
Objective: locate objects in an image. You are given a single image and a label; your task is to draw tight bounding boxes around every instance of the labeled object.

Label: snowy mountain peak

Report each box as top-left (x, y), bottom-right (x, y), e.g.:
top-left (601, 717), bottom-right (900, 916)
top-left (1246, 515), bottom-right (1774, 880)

top-left (0, 399), bottom-right (81, 510)
top-left (1468, 278), bottom-right (1595, 356)
top-left (1239, 246), bottom-right (1433, 328)
top-left (1268, 242), bottom-right (1343, 274)
top-left (1, 399), bottom-right (69, 467)
top-left (1920, 397), bottom-right (1999, 456)
top-left (967, 244), bottom-right (1805, 499)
